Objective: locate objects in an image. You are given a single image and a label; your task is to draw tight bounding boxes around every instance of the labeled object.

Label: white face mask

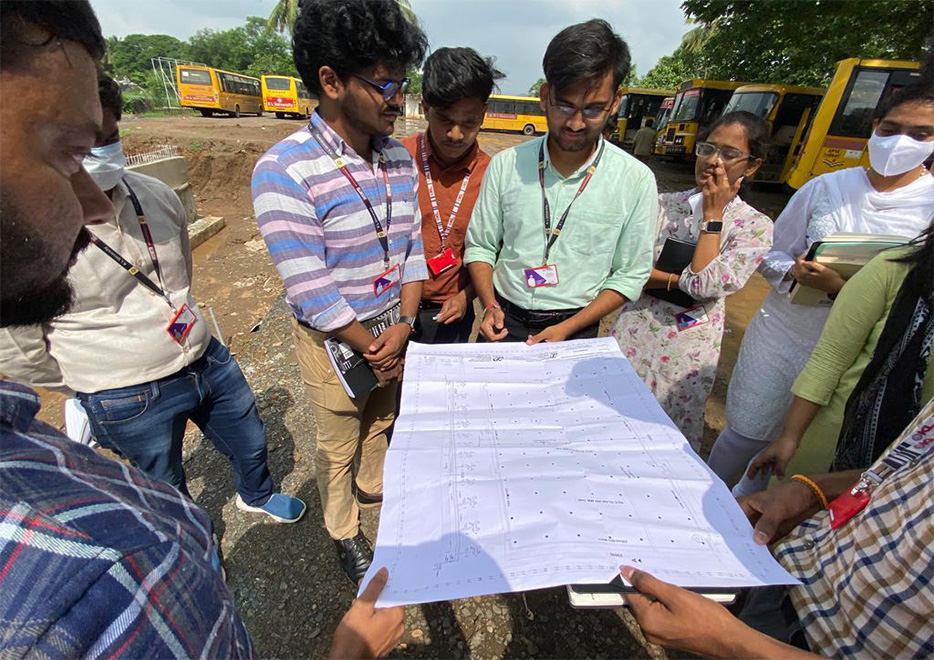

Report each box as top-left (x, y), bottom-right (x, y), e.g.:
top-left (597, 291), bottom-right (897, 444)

top-left (867, 131), bottom-right (934, 177)
top-left (83, 141), bottom-right (127, 191)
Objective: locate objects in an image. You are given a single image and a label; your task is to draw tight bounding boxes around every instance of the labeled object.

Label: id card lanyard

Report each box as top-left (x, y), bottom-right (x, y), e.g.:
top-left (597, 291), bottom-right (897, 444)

top-left (308, 121), bottom-right (393, 267)
top-left (90, 178), bottom-right (175, 312)
top-left (828, 414), bottom-right (934, 529)
top-left (538, 139), bottom-right (605, 265)
top-left (418, 133), bottom-right (471, 252)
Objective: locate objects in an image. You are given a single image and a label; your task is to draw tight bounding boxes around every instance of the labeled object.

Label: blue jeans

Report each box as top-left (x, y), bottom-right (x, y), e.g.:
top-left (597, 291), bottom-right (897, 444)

top-left (78, 338), bottom-right (273, 506)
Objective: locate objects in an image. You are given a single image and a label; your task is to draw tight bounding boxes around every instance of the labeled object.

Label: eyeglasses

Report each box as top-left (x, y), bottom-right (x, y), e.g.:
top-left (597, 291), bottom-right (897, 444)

top-left (695, 141), bottom-right (750, 162)
top-left (353, 74), bottom-right (409, 101)
top-left (548, 96), bottom-right (613, 122)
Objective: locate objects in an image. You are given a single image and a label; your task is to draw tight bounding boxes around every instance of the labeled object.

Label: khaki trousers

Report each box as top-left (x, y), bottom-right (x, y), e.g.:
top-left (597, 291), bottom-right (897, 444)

top-left (292, 319), bottom-right (396, 540)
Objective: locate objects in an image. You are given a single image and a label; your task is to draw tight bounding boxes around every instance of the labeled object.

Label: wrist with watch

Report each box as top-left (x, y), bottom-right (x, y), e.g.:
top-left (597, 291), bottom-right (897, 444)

top-left (701, 219), bottom-right (723, 233)
top-left (398, 315), bottom-right (416, 333)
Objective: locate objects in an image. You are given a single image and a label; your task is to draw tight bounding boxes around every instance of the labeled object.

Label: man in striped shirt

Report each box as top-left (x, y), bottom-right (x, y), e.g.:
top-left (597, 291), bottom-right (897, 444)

top-left (252, 0), bottom-right (428, 584)
top-left (0, 2), bottom-right (404, 656)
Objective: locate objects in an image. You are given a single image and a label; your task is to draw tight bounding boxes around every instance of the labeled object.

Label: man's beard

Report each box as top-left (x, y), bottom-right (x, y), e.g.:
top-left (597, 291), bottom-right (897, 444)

top-left (0, 199), bottom-right (89, 327)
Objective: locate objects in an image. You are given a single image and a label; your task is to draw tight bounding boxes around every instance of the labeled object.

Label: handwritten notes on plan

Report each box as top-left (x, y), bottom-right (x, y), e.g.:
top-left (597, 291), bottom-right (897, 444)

top-left (362, 338), bottom-right (796, 606)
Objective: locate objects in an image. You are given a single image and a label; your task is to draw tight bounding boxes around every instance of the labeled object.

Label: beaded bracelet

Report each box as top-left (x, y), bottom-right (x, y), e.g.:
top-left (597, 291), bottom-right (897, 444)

top-left (791, 474), bottom-right (829, 509)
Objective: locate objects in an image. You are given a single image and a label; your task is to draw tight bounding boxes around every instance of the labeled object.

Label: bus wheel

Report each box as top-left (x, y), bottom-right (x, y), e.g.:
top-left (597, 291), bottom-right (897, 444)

top-left (275, 112), bottom-right (285, 119)
top-left (522, 124), bottom-right (535, 136)
top-left (199, 109), bottom-right (213, 117)
top-left (233, 105), bottom-right (240, 118)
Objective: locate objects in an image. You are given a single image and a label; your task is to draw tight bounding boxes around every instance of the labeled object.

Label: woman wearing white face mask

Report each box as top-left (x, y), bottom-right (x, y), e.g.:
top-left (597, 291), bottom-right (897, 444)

top-left (708, 78), bottom-right (934, 495)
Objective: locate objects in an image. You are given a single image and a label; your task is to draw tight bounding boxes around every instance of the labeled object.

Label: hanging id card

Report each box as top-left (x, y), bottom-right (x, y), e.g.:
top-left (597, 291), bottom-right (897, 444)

top-left (373, 263), bottom-right (401, 297)
top-left (674, 305), bottom-right (710, 332)
top-left (427, 247), bottom-right (459, 276)
top-left (167, 303), bottom-right (198, 344)
top-left (524, 264), bottom-right (559, 288)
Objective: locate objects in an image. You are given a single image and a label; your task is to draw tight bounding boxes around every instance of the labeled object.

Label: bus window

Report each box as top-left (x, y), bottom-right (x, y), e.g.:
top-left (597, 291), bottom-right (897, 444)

top-left (725, 92), bottom-right (778, 118)
top-left (179, 68), bottom-right (212, 86)
top-left (699, 89), bottom-right (734, 125)
top-left (617, 95), bottom-right (629, 116)
top-left (829, 69), bottom-right (889, 137)
top-left (265, 76), bottom-right (291, 91)
top-left (672, 89), bottom-right (700, 121)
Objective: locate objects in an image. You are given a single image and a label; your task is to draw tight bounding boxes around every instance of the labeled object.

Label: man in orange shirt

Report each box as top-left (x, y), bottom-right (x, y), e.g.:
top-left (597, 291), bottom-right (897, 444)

top-left (401, 48), bottom-right (503, 343)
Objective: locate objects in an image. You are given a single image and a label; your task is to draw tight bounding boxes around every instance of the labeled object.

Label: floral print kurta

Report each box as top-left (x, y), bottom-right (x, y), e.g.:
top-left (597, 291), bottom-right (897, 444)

top-left (611, 189), bottom-right (773, 450)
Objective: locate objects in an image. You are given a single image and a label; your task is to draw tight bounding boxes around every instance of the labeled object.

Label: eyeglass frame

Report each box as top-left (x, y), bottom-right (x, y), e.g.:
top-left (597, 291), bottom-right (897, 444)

top-left (694, 140), bottom-right (753, 163)
top-left (547, 92), bottom-right (616, 122)
top-left (352, 74), bottom-right (409, 102)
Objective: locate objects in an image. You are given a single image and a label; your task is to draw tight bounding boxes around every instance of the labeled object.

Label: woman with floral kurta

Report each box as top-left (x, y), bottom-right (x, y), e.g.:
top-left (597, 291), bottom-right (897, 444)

top-left (611, 111), bottom-right (773, 450)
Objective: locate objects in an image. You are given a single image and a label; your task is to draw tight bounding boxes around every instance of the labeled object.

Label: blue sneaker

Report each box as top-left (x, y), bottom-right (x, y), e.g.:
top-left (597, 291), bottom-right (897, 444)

top-left (236, 493), bottom-right (306, 523)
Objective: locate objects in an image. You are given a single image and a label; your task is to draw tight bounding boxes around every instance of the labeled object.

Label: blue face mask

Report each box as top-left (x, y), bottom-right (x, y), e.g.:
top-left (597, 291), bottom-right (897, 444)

top-left (83, 141), bottom-right (127, 191)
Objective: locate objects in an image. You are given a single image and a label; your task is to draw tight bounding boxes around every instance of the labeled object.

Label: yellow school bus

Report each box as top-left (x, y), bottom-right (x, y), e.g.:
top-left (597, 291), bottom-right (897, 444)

top-left (661, 79), bottom-right (746, 157)
top-left (176, 65), bottom-right (263, 118)
top-left (613, 88), bottom-right (674, 148)
top-left (785, 58), bottom-right (922, 189)
top-left (261, 75), bottom-right (313, 118)
top-left (482, 95), bottom-right (548, 135)
top-left (723, 84), bottom-right (825, 184)
top-left (653, 96), bottom-right (675, 155)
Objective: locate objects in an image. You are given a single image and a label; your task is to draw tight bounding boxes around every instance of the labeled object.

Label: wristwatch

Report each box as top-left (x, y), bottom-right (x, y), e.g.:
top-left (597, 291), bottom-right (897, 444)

top-left (399, 315), bottom-right (416, 332)
top-left (701, 220), bottom-right (723, 233)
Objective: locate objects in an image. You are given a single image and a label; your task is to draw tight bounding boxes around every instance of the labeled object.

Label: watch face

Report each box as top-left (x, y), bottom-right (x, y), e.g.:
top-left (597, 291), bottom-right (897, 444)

top-left (704, 221), bottom-right (723, 232)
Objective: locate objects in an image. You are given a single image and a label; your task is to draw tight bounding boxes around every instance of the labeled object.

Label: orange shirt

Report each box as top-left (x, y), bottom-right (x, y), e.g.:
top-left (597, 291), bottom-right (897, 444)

top-left (400, 132), bottom-right (491, 303)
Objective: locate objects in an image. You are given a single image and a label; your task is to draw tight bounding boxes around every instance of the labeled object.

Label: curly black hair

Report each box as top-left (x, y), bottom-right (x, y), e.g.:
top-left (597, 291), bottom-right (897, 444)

top-left (543, 19), bottom-right (630, 97)
top-left (422, 47), bottom-right (504, 109)
top-left (293, 0), bottom-right (428, 97)
top-left (0, 0), bottom-right (105, 71)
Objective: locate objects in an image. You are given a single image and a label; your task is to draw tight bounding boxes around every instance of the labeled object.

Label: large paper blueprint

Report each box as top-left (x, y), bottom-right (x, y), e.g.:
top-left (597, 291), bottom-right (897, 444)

top-left (362, 338), bottom-right (797, 606)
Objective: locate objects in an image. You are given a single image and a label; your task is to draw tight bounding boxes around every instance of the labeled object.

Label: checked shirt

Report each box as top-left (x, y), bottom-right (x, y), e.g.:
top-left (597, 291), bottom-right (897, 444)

top-left (0, 379), bottom-right (252, 658)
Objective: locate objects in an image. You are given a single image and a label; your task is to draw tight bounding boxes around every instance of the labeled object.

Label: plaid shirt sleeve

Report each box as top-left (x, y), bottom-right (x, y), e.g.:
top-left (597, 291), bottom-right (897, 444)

top-left (0, 380), bottom-right (253, 658)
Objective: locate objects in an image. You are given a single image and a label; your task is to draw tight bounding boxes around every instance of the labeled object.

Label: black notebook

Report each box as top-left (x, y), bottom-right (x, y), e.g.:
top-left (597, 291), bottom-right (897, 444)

top-left (324, 337), bottom-right (378, 399)
top-left (645, 237), bottom-right (697, 308)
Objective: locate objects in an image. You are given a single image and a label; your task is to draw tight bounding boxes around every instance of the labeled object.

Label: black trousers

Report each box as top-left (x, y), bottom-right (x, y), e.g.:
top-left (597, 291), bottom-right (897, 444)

top-left (479, 295), bottom-right (599, 343)
top-left (412, 300), bottom-right (475, 344)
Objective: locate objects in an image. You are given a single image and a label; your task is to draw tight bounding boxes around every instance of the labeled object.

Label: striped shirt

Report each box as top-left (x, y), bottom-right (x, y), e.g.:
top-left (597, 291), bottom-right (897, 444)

top-left (775, 397), bottom-right (934, 658)
top-left (253, 112), bottom-right (427, 332)
top-left (0, 379), bottom-right (252, 658)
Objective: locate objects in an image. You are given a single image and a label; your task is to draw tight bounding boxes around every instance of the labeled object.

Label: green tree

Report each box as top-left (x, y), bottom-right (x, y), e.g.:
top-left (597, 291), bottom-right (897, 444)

top-left (637, 45), bottom-right (702, 90)
top-left (528, 77), bottom-right (545, 95)
top-left (681, 0), bottom-right (933, 85)
top-left (106, 34), bottom-right (189, 81)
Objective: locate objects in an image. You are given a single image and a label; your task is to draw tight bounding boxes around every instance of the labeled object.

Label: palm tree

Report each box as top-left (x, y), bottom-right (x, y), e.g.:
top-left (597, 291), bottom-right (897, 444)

top-left (268, 0), bottom-right (419, 36)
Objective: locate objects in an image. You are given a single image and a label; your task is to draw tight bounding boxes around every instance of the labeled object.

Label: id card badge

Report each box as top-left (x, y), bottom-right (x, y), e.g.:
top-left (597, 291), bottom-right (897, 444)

top-left (524, 264), bottom-right (559, 288)
top-left (828, 486), bottom-right (871, 530)
top-left (675, 305), bottom-right (709, 331)
top-left (373, 263), bottom-right (401, 297)
top-left (427, 247), bottom-right (459, 276)
top-left (167, 303), bottom-right (197, 344)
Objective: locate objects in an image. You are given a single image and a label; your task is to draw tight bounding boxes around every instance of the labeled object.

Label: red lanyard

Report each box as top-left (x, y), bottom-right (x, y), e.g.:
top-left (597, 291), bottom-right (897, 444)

top-left (538, 139), bottom-right (605, 265)
top-left (124, 178), bottom-right (163, 283)
top-left (418, 133), bottom-right (472, 251)
top-left (308, 121), bottom-right (393, 267)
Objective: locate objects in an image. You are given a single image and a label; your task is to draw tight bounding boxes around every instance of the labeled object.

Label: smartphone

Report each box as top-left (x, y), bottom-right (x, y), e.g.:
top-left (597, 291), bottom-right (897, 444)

top-left (567, 577), bottom-right (737, 609)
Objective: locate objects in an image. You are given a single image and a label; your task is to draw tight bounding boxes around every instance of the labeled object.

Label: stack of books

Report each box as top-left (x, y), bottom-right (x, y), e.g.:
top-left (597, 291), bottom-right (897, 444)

top-left (790, 233), bottom-right (910, 306)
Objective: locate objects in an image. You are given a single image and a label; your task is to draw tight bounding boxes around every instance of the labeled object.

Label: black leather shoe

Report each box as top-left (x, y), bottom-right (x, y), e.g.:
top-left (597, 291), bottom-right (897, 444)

top-left (352, 481), bottom-right (383, 507)
top-left (335, 532), bottom-right (374, 585)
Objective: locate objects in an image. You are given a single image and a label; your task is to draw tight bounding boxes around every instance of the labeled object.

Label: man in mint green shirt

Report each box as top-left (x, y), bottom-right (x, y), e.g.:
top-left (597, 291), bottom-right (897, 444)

top-left (465, 19), bottom-right (657, 343)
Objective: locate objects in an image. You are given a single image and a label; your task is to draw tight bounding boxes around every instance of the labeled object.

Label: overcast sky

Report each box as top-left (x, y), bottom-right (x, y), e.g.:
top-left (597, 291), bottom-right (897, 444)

top-left (93, 0), bottom-right (692, 95)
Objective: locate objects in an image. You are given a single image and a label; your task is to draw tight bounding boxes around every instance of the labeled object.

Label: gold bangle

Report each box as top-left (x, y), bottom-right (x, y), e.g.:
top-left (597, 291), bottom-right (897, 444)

top-left (666, 273), bottom-right (674, 291)
top-left (791, 474), bottom-right (829, 509)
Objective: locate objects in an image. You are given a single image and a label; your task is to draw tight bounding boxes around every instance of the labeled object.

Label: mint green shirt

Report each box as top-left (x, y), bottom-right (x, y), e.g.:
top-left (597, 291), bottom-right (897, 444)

top-left (464, 136), bottom-right (657, 310)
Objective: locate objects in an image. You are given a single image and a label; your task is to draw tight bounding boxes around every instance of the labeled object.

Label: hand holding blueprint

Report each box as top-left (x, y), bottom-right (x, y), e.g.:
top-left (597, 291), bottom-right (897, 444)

top-left (362, 338), bottom-right (797, 606)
